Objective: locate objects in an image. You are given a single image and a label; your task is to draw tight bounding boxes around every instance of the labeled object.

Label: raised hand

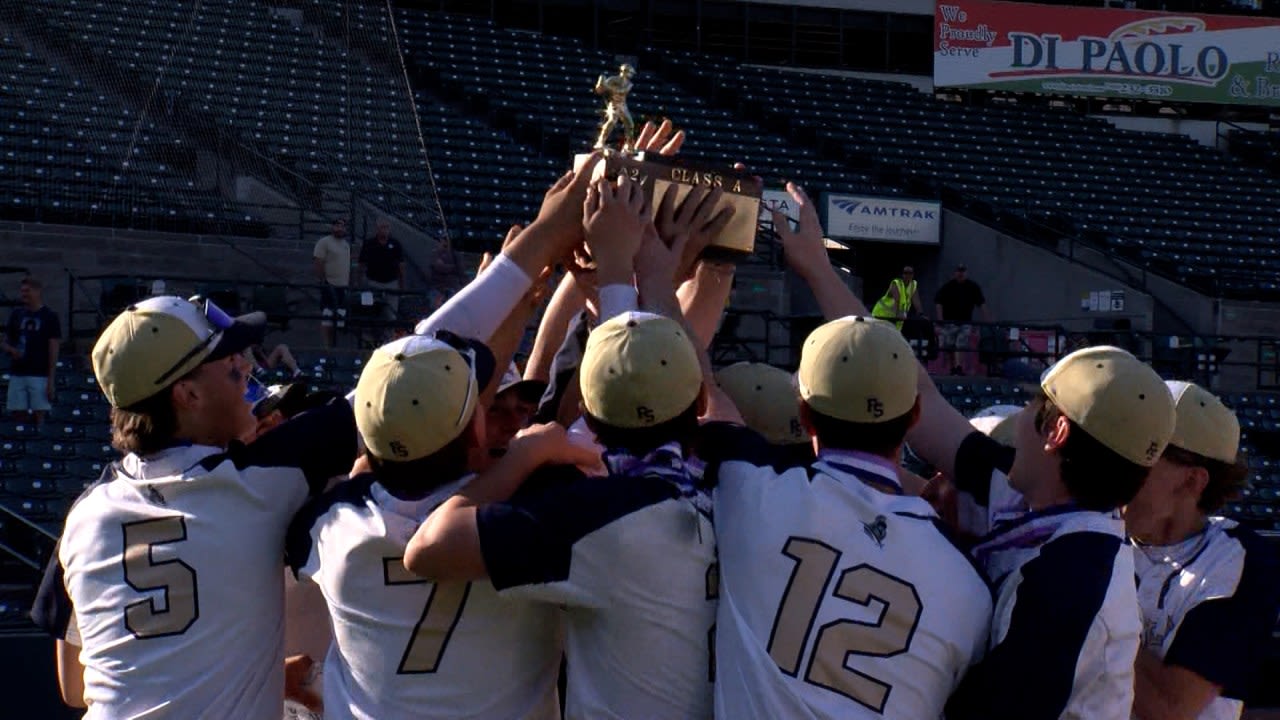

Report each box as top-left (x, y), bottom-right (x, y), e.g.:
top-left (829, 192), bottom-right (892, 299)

top-left (655, 184), bottom-right (737, 281)
top-left (511, 422), bottom-right (605, 474)
top-left (531, 152), bottom-right (605, 252)
top-left (634, 118), bottom-right (686, 156)
top-left (582, 174), bottom-right (651, 286)
top-left (635, 220), bottom-right (689, 292)
top-left (772, 181), bottom-right (829, 280)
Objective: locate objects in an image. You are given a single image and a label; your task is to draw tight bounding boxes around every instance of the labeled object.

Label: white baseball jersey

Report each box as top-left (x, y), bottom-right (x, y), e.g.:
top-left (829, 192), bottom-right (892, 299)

top-left (31, 401), bottom-right (358, 720)
top-left (1134, 517), bottom-right (1280, 720)
top-left (476, 447), bottom-right (717, 720)
top-left (947, 431), bottom-right (1142, 720)
top-left (702, 424), bottom-right (992, 720)
top-left (286, 473), bottom-right (563, 720)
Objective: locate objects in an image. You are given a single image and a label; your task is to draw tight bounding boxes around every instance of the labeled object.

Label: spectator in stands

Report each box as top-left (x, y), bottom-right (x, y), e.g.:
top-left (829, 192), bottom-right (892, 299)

top-left (357, 218), bottom-right (405, 315)
top-left (2, 276), bottom-right (60, 425)
top-left (1124, 381), bottom-right (1280, 720)
top-left (871, 265), bottom-right (923, 329)
top-left (934, 263), bottom-right (989, 375)
top-left (314, 218), bottom-right (351, 348)
top-left (250, 341), bottom-right (301, 378)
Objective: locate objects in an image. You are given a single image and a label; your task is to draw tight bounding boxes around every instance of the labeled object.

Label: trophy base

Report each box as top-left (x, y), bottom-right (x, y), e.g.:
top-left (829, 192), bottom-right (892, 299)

top-left (574, 151), bottom-right (762, 258)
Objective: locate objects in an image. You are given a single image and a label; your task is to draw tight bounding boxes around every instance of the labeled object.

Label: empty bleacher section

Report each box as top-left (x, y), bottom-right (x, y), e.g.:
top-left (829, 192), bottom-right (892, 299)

top-left (0, 35), bottom-right (260, 234)
top-left (11, 0), bottom-right (448, 238)
top-left (395, 10), bottom-right (893, 201)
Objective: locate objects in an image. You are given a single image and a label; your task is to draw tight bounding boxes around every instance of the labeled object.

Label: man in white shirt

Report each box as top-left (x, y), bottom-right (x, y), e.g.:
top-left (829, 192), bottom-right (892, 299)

top-left (30, 296), bottom-right (360, 718)
top-left (760, 180), bottom-right (1177, 719)
top-left (700, 317), bottom-right (992, 720)
top-left (314, 218), bottom-right (351, 347)
top-left (913, 346), bottom-right (1176, 720)
top-left (287, 333), bottom-right (591, 719)
top-left (402, 311), bottom-right (719, 720)
top-left (1125, 381), bottom-right (1280, 720)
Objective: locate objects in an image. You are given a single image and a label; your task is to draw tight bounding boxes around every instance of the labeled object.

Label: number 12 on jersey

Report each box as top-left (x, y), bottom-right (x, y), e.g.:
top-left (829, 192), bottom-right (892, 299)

top-left (767, 537), bottom-right (921, 713)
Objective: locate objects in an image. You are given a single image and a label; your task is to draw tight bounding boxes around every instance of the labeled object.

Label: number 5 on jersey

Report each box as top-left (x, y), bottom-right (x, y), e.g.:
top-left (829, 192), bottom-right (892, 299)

top-left (767, 537), bottom-right (921, 713)
top-left (122, 517), bottom-right (199, 639)
top-left (383, 558), bottom-right (470, 674)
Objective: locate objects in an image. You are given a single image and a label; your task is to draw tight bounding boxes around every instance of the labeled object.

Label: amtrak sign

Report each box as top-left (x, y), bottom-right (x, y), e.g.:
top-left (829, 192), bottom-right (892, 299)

top-left (824, 194), bottom-right (942, 245)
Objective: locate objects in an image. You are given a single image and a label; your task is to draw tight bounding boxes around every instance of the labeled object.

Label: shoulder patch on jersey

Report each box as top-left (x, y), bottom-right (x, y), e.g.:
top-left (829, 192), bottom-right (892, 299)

top-left (285, 474), bottom-right (376, 576)
top-left (863, 515), bottom-right (888, 548)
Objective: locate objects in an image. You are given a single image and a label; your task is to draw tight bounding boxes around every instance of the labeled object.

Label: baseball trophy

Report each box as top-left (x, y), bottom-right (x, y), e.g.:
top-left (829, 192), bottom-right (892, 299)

top-left (575, 64), bottom-right (763, 260)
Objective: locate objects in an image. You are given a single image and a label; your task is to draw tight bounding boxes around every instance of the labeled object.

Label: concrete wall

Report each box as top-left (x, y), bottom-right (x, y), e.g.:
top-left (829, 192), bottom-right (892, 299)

top-left (924, 211), bottom-right (1156, 333)
top-left (0, 220), bottom-right (315, 349)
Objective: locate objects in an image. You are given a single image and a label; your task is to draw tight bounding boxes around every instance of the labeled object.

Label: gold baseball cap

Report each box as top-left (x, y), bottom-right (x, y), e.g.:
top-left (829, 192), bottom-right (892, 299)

top-left (91, 295), bottom-right (266, 408)
top-left (1165, 381), bottom-right (1239, 464)
top-left (797, 316), bottom-right (917, 424)
top-left (354, 333), bottom-right (496, 462)
top-left (716, 362), bottom-right (808, 446)
top-left (580, 312), bottom-right (702, 429)
top-left (1039, 346), bottom-right (1175, 467)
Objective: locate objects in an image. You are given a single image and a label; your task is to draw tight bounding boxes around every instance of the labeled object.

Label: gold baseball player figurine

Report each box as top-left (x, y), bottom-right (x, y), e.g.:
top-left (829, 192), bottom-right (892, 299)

top-left (593, 63), bottom-right (637, 155)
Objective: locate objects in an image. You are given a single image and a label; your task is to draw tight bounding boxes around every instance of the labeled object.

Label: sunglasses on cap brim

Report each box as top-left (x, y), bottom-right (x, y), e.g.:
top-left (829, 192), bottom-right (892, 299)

top-left (153, 297), bottom-right (238, 386)
top-left (433, 329), bottom-right (481, 431)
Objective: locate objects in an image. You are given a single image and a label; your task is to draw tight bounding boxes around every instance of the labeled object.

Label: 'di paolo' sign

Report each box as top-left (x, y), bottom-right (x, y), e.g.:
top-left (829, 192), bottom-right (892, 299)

top-left (934, 0), bottom-right (1280, 107)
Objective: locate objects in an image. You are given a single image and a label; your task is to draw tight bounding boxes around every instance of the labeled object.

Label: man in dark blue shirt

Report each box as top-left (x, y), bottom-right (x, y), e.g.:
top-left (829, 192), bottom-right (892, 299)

top-left (2, 276), bottom-right (60, 424)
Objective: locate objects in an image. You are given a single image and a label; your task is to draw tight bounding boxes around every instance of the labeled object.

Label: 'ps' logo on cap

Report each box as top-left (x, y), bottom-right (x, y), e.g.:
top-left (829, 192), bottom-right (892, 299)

top-left (390, 440), bottom-right (409, 458)
top-left (636, 406), bottom-right (655, 424)
top-left (866, 398), bottom-right (885, 419)
top-left (1145, 442), bottom-right (1159, 462)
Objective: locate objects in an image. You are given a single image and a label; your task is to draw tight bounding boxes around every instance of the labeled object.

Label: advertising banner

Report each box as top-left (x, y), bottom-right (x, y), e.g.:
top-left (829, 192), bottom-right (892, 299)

top-left (934, 0), bottom-right (1280, 106)
top-left (824, 195), bottom-right (942, 245)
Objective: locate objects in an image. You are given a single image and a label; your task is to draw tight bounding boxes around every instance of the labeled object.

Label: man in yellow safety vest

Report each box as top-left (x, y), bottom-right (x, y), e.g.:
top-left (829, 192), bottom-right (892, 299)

top-left (872, 265), bottom-right (923, 329)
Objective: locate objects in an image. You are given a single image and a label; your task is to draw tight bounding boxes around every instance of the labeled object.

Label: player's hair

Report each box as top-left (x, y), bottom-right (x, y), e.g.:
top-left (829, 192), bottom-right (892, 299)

top-left (803, 403), bottom-right (915, 459)
top-left (1162, 444), bottom-right (1250, 514)
top-left (367, 430), bottom-right (472, 498)
top-left (584, 401), bottom-right (700, 456)
top-left (1034, 397), bottom-right (1149, 511)
top-left (110, 391), bottom-right (180, 456)
top-left (19, 275), bottom-right (41, 290)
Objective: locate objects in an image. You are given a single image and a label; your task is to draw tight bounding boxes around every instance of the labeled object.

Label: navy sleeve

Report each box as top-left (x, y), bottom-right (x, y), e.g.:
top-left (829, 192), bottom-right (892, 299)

top-left (1164, 528), bottom-right (1280, 698)
top-left (30, 544), bottom-right (72, 640)
top-left (214, 398), bottom-right (358, 496)
top-left (477, 464), bottom-right (590, 590)
top-left (285, 475), bottom-right (374, 578)
top-left (946, 531), bottom-right (1121, 720)
top-left (952, 431), bottom-right (1014, 506)
top-left (4, 311), bottom-right (15, 345)
top-left (696, 421), bottom-right (779, 486)
top-left (477, 465), bottom-right (678, 592)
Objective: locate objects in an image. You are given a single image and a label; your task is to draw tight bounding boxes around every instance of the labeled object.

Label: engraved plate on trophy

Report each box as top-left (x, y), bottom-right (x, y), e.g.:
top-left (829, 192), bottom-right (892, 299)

top-left (574, 64), bottom-right (762, 259)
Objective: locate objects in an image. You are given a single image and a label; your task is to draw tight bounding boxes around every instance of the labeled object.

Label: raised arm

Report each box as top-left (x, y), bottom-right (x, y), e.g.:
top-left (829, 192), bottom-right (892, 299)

top-left (415, 154), bottom-right (604, 343)
top-left (773, 182), bottom-right (866, 320)
top-left (774, 182), bottom-right (972, 477)
top-left (524, 273), bottom-right (587, 384)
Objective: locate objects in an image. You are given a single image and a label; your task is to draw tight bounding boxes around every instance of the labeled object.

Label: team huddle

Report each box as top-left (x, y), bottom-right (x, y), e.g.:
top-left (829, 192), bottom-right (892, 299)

top-left (28, 137), bottom-right (1280, 720)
